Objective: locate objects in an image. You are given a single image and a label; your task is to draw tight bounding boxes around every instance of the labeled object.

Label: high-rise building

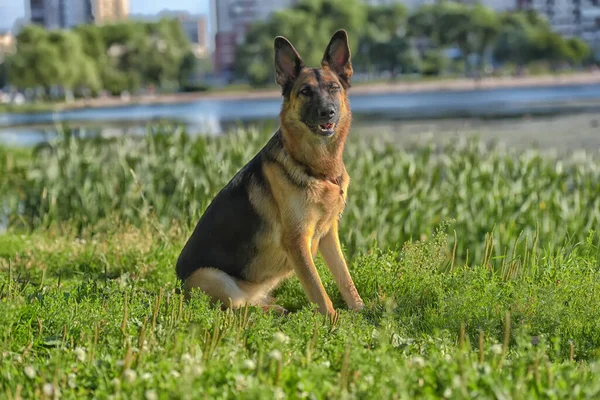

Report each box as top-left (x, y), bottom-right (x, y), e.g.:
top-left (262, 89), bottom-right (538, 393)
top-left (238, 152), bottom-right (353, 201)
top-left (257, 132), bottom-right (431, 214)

top-left (93, 0), bottom-right (129, 24)
top-left (29, 0), bottom-right (93, 29)
top-left (210, 0), bottom-right (299, 77)
top-left (168, 12), bottom-right (210, 58)
top-left (183, 15), bottom-right (209, 58)
top-left (363, 0), bottom-right (516, 11)
top-left (518, 0), bottom-right (600, 40)
top-left (362, 0), bottom-right (435, 9)
top-left (365, 0), bottom-right (600, 54)
top-left (29, 0), bottom-right (61, 29)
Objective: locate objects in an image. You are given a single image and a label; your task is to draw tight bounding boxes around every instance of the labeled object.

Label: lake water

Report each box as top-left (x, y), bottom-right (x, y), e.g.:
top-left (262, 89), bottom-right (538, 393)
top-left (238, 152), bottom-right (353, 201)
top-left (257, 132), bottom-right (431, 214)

top-left (2, 83), bottom-right (600, 150)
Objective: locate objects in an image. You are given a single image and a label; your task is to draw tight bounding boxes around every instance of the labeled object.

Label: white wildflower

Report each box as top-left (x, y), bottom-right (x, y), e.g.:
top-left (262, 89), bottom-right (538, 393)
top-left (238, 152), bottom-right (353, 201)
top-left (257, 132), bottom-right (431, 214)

top-left (443, 388), bottom-right (452, 398)
top-left (111, 377), bottom-right (121, 387)
top-left (391, 333), bottom-right (402, 348)
top-left (243, 359), bottom-right (256, 370)
top-left (491, 344), bottom-right (503, 355)
top-left (24, 366), bottom-right (36, 379)
top-left (170, 370), bottom-right (181, 378)
top-left (74, 347), bottom-right (86, 363)
top-left (123, 369), bottom-right (137, 383)
top-left (411, 356), bottom-right (425, 368)
top-left (269, 349), bottom-right (282, 362)
top-left (274, 388), bottom-right (285, 400)
top-left (181, 353), bottom-right (192, 364)
top-left (190, 365), bottom-right (204, 376)
top-left (145, 390), bottom-right (158, 400)
top-left (321, 360), bottom-right (331, 368)
top-left (272, 331), bottom-right (290, 344)
top-left (141, 372), bottom-right (152, 381)
top-left (68, 373), bottom-right (77, 389)
top-left (234, 373), bottom-right (247, 389)
top-left (43, 383), bottom-right (54, 396)
top-left (452, 375), bottom-right (462, 388)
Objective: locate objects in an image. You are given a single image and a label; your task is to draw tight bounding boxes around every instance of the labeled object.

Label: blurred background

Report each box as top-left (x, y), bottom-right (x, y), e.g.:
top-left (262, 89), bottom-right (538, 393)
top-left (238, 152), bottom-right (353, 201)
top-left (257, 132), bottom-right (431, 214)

top-left (0, 0), bottom-right (600, 149)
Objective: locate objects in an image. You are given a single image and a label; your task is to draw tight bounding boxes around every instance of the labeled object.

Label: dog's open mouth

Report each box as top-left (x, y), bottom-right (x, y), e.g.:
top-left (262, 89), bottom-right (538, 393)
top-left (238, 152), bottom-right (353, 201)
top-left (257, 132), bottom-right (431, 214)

top-left (317, 122), bottom-right (336, 135)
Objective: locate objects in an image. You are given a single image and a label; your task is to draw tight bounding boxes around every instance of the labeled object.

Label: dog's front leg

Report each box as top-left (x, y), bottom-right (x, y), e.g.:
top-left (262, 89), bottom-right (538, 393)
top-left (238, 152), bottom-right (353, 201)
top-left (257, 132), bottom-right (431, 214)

top-left (319, 222), bottom-right (364, 311)
top-left (282, 232), bottom-right (336, 317)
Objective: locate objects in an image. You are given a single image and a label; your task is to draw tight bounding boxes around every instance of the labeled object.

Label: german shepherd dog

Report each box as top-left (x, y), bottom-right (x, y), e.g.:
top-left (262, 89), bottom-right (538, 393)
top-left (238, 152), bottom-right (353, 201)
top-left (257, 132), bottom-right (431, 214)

top-left (176, 30), bottom-right (364, 318)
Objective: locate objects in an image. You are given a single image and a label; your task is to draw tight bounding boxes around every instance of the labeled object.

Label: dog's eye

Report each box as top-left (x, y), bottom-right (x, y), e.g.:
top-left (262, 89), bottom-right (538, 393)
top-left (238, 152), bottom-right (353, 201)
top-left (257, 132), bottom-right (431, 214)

top-left (329, 85), bottom-right (341, 92)
top-left (300, 87), bottom-right (312, 96)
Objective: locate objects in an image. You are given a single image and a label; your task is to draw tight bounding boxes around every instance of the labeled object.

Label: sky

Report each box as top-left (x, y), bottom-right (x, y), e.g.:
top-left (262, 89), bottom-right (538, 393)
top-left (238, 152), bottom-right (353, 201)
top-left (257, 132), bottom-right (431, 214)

top-left (0, 0), bottom-right (211, 31)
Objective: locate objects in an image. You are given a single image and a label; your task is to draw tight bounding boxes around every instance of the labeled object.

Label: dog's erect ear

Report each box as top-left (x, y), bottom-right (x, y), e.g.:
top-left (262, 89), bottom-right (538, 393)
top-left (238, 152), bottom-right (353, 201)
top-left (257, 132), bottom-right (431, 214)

top-left (321, 29), bottom-right (353, 86)
top-left (274, 36), bottom-right (304, 88)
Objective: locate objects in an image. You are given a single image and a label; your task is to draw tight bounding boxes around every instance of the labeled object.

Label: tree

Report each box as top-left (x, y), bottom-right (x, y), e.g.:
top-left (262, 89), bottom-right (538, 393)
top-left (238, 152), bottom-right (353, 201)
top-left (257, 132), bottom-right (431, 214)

top-left (409, 2), bottom-right (498, 75)
top-left (75, 56), bottom-right (101, 96)
top-left (8, 26), bottom-right (62, 96)
top-left (47, 30), bottom-right (87, 95)
top-left (360, 3), bottom-right (417, 76)
top-left (470, 4), bottom-right (500, 72)
top-left (235, 0), bottom-right (367, 86)
top-left (178, 51), bottom-right (198, 87)
top-left (565, 37), bottom-right (590, 65)
top-left (408, 4), bottom-right (441, 43)
top-left (529, 29), bottom-right (571, 68)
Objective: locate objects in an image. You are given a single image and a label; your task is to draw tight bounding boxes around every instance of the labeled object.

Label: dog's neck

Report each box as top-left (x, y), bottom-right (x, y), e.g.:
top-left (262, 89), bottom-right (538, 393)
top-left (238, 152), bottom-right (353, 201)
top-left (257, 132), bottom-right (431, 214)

top-left (280, 125), bottom-right (347, 182)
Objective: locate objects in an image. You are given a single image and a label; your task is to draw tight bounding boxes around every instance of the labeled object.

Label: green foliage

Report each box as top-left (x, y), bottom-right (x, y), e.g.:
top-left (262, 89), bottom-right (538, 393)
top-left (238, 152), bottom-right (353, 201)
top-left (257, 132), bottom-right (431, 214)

top-left (566, 37), bottom-right (591, 64)
top-left (493, 11), bottom-right (589, 68)
top-left (2, 125), bottom-right (600, 270)
top-left (7, 19), bottom-right (195, 96)
top-left (0, 208), bottom-right (599, 397)
top-left (360, 3), bottom-right (419, 75)
top-left (236, 1), bottom-right (592, 84)
top-left (8, 26), bottom-right (64, 94)
top-left (2, 126), bottom-right (600, 397)
top-left (235, 0), bottom-right (367, 86)
top-left (420, 49), bottom-right (449, 76)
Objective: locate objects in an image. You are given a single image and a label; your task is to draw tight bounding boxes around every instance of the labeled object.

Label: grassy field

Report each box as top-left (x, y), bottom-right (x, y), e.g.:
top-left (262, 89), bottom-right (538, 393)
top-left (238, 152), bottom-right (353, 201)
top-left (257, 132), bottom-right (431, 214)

top-left (1, 126), bottom-right (599, 399)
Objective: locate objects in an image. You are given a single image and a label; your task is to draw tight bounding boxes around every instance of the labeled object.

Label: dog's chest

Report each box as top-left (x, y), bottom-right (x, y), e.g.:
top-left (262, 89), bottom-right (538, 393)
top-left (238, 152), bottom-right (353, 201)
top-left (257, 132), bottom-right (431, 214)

top-left (308, 177), bottom-right (347, 234)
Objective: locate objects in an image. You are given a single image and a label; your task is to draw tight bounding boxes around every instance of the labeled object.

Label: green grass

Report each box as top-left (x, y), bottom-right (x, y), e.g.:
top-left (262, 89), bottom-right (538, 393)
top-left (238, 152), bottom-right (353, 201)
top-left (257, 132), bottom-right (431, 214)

top-left (1, 125), bottom-right (600, 398)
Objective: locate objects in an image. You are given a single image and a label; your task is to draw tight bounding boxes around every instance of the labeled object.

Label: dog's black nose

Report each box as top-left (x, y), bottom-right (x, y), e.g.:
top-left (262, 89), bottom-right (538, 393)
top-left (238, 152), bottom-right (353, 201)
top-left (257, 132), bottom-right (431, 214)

top-left (319, 107), bottom-right (335, 119)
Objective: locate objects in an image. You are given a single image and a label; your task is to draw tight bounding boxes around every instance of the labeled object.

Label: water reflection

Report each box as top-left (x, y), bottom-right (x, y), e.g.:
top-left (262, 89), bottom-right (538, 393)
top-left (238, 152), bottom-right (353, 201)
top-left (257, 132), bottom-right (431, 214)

top-left (2, 84), bottom-right (600, 149)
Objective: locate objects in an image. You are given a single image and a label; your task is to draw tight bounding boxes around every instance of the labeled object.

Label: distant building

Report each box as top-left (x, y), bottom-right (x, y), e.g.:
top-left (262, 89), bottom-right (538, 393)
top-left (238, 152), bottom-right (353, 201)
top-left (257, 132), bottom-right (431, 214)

top-left (363, 0), bottom-right (517, 11)
top-left (361, 0), bottom-right (434, 9)
top-left (366, 0), bottom-right (600, 57)
top-left (93, 0), bottom-right (129, 24)
top-left (210, 0), bottom-right (299, 77)
top-left (29, 0), bottom-right (93, 29)
top-left (131, 11), bottom-right (209, 58)
top-left (518, 0), bottom-right (600, 46)
top-left (172, 13), bottom-right (209, 58)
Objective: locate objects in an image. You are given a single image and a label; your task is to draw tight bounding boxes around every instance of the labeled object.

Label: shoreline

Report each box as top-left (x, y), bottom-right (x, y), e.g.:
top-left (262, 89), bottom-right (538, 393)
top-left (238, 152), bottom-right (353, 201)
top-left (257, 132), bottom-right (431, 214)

top-left (2, 71), bottom-right (600, 114)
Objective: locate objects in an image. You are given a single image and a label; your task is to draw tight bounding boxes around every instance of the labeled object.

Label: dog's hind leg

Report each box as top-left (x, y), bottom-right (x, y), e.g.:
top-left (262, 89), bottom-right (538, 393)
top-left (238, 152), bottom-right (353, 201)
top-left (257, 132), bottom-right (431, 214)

top-left (184, 268), bottom-right (286, 314)
top-left (184, 268), bottom-right (251, 309)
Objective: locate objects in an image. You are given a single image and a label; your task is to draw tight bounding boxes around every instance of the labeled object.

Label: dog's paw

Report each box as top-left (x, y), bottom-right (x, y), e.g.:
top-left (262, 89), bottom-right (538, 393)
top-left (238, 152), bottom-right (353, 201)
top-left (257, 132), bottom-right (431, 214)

top-left (350, 299), bottom-right (365, 312)
top-left (261, 304), bottom-right (288, 315)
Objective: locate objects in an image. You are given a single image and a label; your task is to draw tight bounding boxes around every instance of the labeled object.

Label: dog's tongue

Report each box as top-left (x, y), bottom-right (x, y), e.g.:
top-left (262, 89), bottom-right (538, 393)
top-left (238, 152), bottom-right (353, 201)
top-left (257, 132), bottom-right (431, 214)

top-left (320, 123), bottom-right (333, 130)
